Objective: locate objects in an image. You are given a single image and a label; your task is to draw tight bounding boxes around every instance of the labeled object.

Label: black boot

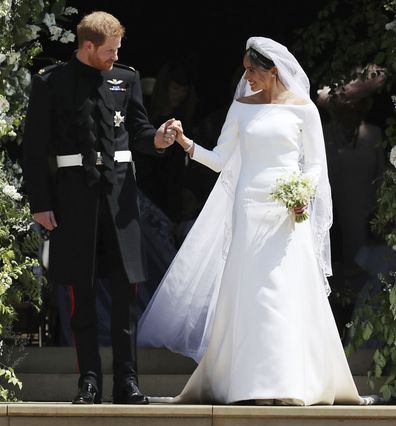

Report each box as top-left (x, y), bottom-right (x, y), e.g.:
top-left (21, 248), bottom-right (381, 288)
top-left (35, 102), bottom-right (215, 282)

top-left (113, 378), bottom-right (149, 404)
top-left (72, 377), bottom-right (102, 404)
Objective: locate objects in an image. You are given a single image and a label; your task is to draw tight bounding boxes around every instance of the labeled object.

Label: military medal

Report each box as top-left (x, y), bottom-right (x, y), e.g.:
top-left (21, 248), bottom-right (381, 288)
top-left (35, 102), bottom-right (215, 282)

top-left (114, 111), bottom-right (125, 127)
top-left (107, 79), bottom-right (126, 92)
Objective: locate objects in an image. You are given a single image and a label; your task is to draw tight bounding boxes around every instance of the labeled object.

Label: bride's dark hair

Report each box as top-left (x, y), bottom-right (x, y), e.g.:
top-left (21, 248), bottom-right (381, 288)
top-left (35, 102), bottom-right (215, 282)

top-left (246, 47), bottom-right (275, 70)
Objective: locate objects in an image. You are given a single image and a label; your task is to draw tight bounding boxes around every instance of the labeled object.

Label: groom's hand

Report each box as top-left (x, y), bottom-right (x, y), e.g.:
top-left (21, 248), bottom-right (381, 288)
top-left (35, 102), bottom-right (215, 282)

top-left (154, 118), bottom-right (176, 150)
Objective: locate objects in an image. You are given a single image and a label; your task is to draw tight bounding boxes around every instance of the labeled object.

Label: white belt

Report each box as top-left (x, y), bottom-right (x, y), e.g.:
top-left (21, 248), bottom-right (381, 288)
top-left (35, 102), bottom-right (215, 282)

top-left (56, 150), bottom-right (132, 168)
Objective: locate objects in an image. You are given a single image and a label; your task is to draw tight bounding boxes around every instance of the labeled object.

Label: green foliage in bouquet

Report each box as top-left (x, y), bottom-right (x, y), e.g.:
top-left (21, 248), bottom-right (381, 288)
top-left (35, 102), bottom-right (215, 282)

top-left (270, 171), bottom-right (315, 223)
top-left (0, 0), bottom-right (77, 401)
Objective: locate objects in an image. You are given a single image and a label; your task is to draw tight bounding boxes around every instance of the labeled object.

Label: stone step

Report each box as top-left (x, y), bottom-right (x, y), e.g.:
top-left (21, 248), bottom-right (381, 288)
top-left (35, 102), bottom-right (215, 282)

top-left (15, 373), bottom-right (190, 402)
top-left (1, 403), bottom-right (395, 426)
top-left (12, 347), bottom-right (383, 402)
top-left (14, 372), bottom-right (385, 403)
top-left (14, 346), bottom-right (373, 374)
top-left (15, 347), bottom-right (197, 374)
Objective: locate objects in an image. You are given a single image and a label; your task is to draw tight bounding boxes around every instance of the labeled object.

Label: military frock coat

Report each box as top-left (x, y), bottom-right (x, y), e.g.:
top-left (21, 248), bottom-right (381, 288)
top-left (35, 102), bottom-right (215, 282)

top-left (23, 56), bottom-right (160, 287)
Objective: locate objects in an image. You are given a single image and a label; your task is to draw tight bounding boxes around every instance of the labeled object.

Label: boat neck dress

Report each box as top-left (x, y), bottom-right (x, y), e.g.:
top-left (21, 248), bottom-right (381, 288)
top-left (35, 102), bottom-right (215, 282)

top-left (138, 99), bottom-right (363, 405)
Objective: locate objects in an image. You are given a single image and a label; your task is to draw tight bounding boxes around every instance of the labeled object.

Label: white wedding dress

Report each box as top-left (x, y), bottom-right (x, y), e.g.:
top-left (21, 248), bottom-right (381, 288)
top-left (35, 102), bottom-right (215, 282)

top-left (138, 100), bottom-right (363, 405)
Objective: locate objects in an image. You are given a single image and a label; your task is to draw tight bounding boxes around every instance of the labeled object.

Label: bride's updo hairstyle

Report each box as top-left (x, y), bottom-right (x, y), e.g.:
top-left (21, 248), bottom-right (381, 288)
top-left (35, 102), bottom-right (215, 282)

top-left (246, 47), bottom-right (275, 70)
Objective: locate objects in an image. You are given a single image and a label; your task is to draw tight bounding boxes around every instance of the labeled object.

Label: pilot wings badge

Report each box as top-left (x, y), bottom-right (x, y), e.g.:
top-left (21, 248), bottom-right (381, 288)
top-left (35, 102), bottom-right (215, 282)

top-left (107, 79), bottom-right (126, 92)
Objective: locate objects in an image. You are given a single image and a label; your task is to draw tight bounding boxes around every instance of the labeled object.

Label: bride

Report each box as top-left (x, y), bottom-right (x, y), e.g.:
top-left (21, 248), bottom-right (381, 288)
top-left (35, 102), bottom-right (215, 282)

top-left (138, 36), bottom-right (379, 405)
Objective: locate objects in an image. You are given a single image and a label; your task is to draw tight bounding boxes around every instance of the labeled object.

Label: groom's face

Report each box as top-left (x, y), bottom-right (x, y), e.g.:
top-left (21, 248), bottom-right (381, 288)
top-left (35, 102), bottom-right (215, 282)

top-left (87, 36), bottom-right (121, 71)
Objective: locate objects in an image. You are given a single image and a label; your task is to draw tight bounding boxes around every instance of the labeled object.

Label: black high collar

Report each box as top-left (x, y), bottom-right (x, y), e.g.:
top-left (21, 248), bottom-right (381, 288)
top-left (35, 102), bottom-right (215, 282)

top-left (71, 55), bottom-right (102, 78)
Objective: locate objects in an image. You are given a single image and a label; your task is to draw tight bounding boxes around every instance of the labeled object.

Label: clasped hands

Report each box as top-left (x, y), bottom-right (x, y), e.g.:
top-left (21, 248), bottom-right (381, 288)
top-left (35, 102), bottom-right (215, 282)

top-left (154, 118), bottom-right (177, 149)
top-left (154, 118), bottom-right (188, 150)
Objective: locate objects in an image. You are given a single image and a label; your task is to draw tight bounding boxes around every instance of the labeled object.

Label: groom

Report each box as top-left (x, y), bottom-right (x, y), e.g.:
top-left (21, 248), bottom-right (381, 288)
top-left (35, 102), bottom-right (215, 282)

top-left (22, 11), bottom-right (175, 404)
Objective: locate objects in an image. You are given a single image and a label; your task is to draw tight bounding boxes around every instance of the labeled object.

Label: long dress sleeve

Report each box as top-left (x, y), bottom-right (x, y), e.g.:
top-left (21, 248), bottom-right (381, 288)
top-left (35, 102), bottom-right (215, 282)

top-left (301, 103), bottom-right (326, 187)
top-left (191, 101), bottom-right (239, 172)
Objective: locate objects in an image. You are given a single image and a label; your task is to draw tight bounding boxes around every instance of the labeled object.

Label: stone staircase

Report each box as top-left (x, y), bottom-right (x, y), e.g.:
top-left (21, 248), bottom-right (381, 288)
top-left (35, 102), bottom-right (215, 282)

top-left (12, 346), bottom-right (382, 402)
top-left (14, 346), bottom-right (196, 402)
top-left (2, 347), bottom-right (394, 425)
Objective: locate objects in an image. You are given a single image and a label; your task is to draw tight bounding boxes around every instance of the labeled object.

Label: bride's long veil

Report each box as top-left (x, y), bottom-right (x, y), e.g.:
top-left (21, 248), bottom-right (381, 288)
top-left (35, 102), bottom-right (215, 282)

top-left (137, 145), bottom-right (241, 362)
top-left (138, 36), bottom-right (333, 360)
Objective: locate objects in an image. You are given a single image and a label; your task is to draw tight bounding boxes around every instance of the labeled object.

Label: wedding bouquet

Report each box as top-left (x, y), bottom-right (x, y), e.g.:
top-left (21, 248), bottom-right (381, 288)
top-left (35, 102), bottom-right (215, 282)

top-left (270, 171), bottom-right (316, 223)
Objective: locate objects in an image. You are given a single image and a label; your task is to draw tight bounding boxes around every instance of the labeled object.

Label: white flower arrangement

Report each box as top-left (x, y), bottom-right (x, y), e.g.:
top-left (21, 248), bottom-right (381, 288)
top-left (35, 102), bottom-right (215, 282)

top-left (0, 117), bottom-right (13, 138)
top-left (2, 184), bottom-right (22, 201)
top-left (60, 30), bottom-right (75, 44)
top-left (390, 145), bottom-right (396, 168)
top-left (63, 7), bottom-right (78, 16)
top-left (0, 0), bottom-right (11, 19)
top-left (26, 25), bottom-right (41, 42)
top-left (7, 51), bottom-right (21, 71)
top-left (0, 95), bottom-right (9, 114)
top-left (270, 171), bottom-right (316, 223)
top-left (0, 0), bottom-right (77, 402)
top-left (49, 25), bottom-right (63, 41)
top-left (42, 12), bottom-right (56, 28)
top-left (385, 18), bottom-right (396, 32)
top-left (43, 11), bottom-right (76, 43)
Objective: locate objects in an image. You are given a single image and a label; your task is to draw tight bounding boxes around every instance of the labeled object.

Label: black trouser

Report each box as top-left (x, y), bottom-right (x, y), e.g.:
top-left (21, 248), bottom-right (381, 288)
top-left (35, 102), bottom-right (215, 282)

top-left (70, 189), bottom-right (139, 394)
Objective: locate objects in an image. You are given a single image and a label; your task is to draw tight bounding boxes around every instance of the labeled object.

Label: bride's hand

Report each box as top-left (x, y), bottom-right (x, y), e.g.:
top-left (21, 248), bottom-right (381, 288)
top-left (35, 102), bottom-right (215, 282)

top-left (294, 205), bottom-right (307, 215)
top-left (170, 120), bottom-right (194, 154)
top-left (170, 120), bottom-right (185, 144)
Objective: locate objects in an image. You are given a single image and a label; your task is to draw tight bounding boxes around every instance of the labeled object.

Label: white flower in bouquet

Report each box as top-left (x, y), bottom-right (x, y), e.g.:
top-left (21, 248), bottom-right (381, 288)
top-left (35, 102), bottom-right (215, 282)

top-left (270, 171), bottom-right (316, 223)
top-left (390, 146), bottom-right (396, 168)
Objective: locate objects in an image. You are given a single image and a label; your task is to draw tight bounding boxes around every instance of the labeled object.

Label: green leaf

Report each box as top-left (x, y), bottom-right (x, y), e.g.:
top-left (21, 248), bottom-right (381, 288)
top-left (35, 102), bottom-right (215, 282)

top-left (51, 0), bottom-right (66, 16)
top-left (362, 321), bottom-right (374, 341)
top-left (375, 50), bottom-right (386, 64)
top-left (384, 374), bottom-right (395, 385)
top-left (381, 384), bottom-right (392, 401)
top-left (368, 375), bottom-right (375, 390)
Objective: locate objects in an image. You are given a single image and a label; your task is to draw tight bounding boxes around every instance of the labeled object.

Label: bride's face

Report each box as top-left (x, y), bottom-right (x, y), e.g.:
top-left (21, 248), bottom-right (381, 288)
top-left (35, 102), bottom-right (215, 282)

top-left (243, 54), bottom-right (275, 92)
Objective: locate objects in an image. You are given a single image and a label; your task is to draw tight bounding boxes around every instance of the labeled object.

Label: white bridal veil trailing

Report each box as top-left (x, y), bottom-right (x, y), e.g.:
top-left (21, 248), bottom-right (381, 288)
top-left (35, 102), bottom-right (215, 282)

top-left (137, 36), bottom-right (333, 362)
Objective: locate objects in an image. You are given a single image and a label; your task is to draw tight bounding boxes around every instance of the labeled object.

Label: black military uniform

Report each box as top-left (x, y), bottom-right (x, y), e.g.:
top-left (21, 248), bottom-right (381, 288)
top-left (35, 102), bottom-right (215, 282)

top-left (23, 55), bottom-right (161, 403)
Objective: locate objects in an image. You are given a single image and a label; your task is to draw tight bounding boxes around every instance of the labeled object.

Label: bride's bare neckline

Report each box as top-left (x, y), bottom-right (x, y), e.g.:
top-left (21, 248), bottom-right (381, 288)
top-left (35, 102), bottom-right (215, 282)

top-left (236, 92), bottom-right (310, 106)
top-left (235, 99), bottom-right (310, 106)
